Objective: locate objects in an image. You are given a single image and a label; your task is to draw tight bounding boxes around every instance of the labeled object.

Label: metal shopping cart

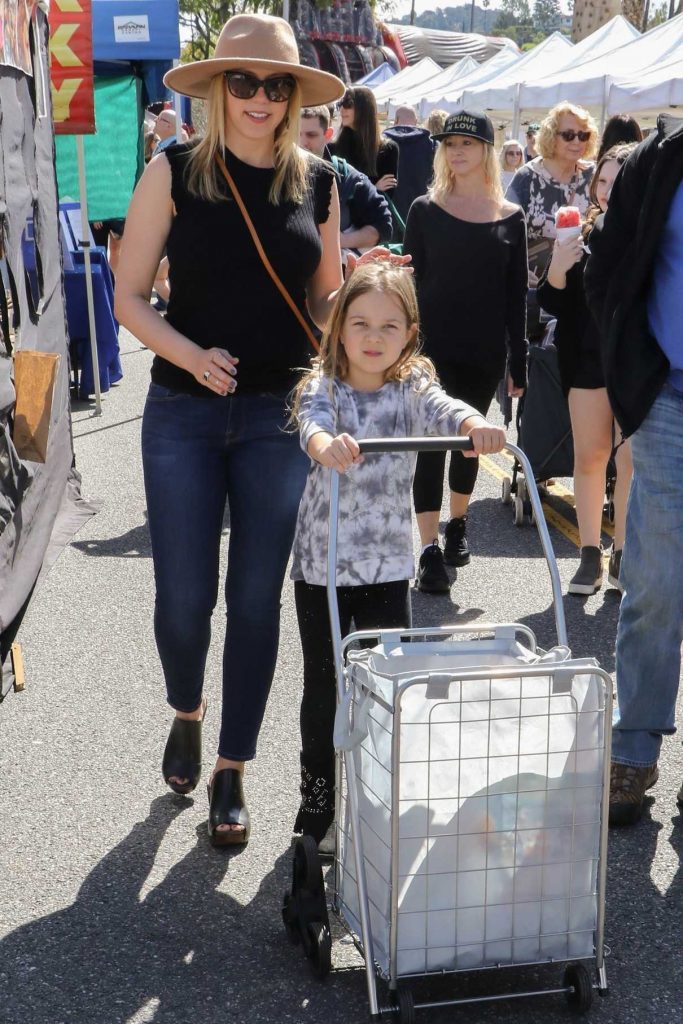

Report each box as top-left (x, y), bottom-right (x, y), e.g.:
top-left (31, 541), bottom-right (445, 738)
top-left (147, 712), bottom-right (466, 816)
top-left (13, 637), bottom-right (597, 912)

top-left (283, 439), bottom-right (613, 1020)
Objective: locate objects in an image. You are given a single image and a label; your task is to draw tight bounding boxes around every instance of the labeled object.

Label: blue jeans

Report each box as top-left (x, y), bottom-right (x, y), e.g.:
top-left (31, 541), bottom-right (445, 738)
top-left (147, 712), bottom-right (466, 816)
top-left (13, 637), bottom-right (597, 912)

top-left (612, 383), bottom-right (683, 766)
top-left (141, 384), bottom-right (309, 761)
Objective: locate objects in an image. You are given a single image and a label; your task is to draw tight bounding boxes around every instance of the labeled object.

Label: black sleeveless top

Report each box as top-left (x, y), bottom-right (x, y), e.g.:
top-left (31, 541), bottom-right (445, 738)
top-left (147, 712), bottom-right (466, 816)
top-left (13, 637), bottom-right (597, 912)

top-left (153, 144), bottom-right (335, 396)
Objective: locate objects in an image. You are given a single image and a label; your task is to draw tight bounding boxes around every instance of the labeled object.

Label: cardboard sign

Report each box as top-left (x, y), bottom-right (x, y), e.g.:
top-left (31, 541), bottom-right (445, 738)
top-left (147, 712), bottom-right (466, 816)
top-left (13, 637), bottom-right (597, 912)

top-left (13, 351), bottom-right (61, 463)
top-left (49, 0), bottom-right (95, 134)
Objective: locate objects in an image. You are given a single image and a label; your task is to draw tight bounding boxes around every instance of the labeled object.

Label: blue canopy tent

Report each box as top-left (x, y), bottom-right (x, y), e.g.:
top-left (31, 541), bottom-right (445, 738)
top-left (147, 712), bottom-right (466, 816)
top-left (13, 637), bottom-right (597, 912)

top-left (357, 62), bottom-right (395, 88)
top-left (92, 0), bottom-right (181, 106)
top-left (55, 0), bottom-right (181, 222)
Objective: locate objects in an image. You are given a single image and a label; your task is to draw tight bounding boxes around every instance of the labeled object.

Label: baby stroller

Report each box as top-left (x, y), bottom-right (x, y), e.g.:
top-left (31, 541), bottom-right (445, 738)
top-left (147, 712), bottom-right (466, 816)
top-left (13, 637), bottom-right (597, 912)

top-left (283, 439), bottom-right (613, 1020)
top-left (501, 323), bottom-right (574, 527)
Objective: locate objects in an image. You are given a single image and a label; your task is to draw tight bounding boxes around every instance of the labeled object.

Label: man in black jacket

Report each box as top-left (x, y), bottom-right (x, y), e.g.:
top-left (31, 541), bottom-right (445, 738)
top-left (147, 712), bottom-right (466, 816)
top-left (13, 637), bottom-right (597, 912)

top-left (585, 114), bottom-right (683, 826)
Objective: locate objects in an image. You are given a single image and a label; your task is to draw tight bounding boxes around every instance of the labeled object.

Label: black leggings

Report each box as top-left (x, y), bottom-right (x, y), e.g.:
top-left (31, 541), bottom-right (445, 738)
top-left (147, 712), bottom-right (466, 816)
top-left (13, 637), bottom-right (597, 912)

top-left (295, 579), bottom-right (411, 773)
top-left (413, 362), bottom-right (500, 513)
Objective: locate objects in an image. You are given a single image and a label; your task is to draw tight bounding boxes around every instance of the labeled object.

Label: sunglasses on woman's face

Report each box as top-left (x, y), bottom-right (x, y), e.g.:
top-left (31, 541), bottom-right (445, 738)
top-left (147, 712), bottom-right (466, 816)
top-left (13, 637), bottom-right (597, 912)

top-left (340, 94), bottom-right (355, 109)
top-left (224, 71), bottom-right (296, 103)
top-left (556, 129), bottom-right (591, 143)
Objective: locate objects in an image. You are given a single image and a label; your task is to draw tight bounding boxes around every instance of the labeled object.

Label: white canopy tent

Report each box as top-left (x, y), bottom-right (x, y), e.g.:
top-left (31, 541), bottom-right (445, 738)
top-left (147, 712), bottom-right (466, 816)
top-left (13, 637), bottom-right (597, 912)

top-left (384, 55), bottom-right (479, 115)
top-left (369, 56), bottom-right (442, 108)
top-left (461, 32), bottom-right (573, 109)
top-left (518, 13), bottom-right (683, 120)
top-left (416, 46), bottom-right (522, 118)
top-left (607, 56), bottom-right (683, 115)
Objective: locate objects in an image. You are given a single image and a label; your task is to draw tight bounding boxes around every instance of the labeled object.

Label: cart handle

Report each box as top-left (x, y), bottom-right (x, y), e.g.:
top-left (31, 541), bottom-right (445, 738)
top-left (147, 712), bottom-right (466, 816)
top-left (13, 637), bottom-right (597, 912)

top-left (326, 438), bottom-right (568, 708)
top-left (358, 437), bottom-right (475, 454)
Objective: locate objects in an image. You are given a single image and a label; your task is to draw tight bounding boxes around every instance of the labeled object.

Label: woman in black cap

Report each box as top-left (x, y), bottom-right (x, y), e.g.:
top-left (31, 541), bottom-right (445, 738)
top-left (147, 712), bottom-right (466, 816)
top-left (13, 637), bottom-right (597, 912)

top-left (404, 110), bottom-right (528, 594)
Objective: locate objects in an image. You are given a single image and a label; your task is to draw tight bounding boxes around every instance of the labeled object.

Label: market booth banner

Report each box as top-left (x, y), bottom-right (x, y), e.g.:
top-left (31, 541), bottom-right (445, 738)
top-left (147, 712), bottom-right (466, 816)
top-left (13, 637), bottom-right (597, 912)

top-left (49, 0), bottom-right (95, 134)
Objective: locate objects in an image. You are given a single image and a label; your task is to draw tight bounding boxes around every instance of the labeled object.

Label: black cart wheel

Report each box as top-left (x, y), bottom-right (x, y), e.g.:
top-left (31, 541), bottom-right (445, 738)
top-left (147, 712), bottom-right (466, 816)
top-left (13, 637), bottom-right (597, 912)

top-left (305, 920), bottom-right (332, 979)
top-left (564, 963), bottom-right (593, 1014)
top-left (281, 892), bottom-right (300, 945)
top-left (513, 496), bottom-right (526, 527)
top-left (294, 834), bottom-right (322, 891)
top-left (395, 989), bottom-right (415, 1024)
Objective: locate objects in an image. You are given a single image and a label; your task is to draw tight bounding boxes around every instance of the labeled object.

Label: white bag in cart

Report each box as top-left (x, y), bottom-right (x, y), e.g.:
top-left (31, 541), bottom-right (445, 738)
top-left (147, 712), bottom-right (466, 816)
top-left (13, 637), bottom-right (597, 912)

top-left (336, 632), bottom-right (608, 980)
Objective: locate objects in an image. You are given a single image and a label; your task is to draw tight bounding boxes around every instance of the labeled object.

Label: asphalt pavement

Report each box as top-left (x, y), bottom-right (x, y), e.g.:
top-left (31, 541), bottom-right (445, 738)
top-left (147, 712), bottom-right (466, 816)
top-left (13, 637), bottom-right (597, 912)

top-left (0, 325), bottom-right (681, 1024)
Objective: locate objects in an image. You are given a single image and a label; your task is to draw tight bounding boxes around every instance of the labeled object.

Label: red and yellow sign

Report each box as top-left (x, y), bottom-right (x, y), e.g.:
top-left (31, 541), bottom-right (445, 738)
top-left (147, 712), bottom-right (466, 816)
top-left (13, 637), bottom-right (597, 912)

top-left (49, 0), bottom-right (95, 134)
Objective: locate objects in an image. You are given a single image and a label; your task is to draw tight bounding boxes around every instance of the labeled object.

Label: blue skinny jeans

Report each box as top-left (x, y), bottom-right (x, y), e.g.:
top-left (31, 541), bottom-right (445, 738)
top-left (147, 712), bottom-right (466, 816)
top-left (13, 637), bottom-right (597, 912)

top-left (141, 383), bottom-right (308, 761)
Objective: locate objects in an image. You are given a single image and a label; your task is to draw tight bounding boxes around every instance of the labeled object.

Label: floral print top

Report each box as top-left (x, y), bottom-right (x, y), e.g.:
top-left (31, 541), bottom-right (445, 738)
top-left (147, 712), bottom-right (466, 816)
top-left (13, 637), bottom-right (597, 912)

top-left (505, 157), bottom-right (594, 278)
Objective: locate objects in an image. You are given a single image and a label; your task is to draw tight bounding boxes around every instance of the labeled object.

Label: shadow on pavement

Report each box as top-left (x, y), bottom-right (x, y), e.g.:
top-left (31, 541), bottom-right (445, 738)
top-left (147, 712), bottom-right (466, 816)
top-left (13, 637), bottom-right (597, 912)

top-left (72, 518), bottom-right (152, 559)
top-left (0, 797), bottom-right (366, 1024)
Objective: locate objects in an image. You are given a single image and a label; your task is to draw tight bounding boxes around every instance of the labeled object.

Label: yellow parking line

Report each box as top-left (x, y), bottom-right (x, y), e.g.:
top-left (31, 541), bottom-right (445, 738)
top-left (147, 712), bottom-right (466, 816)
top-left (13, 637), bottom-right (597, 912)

top-left (479, 455), bottom-right (610, 551)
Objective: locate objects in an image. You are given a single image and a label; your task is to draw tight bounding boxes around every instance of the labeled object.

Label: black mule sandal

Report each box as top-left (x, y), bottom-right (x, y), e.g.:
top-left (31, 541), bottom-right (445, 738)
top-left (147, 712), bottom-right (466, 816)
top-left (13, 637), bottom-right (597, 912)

top-left (207, 768), bottom-right (250, 847)
top-left (162, 700), bottom-right (207, 795)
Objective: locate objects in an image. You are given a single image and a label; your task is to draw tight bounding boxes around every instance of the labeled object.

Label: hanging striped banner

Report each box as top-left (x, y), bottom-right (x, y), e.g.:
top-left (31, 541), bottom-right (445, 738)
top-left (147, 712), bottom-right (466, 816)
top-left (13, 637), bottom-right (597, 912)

top-left (49, 0), bottom-right (95, 134)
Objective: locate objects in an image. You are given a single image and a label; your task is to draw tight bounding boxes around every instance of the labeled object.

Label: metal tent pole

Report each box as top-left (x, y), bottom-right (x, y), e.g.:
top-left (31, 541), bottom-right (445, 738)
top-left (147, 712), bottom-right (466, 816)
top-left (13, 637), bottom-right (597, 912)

top-left (75, 134), bottom-right (102, 416)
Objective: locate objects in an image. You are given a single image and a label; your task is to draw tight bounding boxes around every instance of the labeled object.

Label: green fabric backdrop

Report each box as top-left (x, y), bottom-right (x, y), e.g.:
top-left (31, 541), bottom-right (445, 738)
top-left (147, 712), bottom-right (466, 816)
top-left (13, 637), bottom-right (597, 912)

top-left (55, 75), bottom-right (143, 222)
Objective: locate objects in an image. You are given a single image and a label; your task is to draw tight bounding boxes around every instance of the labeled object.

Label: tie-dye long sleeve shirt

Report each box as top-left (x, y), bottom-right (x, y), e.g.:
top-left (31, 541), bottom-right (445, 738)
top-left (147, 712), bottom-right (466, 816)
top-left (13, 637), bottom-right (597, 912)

top-left (290, 369), bottom-right (478, 587)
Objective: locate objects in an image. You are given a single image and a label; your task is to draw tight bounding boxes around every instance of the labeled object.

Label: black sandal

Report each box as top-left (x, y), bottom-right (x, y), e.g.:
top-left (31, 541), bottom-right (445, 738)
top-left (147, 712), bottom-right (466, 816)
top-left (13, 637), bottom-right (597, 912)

top-left (162, 699), bottom-right (207, 795)
top-left (207, 768), bottom-right (250, 847)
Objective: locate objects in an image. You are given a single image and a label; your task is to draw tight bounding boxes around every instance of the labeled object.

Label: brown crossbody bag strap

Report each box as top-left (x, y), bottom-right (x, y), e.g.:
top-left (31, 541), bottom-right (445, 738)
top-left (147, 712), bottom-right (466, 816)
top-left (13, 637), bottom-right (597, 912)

top-left (214, 152), bottom-right (320, 353)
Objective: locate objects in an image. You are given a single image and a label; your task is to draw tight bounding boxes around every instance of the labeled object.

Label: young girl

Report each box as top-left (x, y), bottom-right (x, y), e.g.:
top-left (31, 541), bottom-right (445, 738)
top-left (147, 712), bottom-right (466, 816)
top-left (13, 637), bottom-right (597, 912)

top-left (289, 262), bottom-right (506, 846)
top-left (538, 144), bottom-right (635, 595)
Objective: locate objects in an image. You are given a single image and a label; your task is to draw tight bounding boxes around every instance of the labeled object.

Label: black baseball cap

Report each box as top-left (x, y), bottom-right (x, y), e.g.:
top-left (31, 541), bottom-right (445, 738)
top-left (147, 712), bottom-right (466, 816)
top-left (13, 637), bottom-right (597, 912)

top-left (432, 109), bottom-right (494, 146)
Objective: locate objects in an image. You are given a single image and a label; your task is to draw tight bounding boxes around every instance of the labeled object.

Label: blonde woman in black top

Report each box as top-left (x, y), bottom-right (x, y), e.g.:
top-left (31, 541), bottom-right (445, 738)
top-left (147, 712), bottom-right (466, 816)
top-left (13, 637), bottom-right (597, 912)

top-left (404, 111), bottom-right (528, 594)
top-left (114, 15), bottom-right (346, 847)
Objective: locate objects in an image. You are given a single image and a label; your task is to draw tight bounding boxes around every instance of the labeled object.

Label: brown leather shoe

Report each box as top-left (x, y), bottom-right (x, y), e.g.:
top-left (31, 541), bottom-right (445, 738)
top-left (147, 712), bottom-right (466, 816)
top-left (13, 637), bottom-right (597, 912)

top-left (609, 761), bottom-right (659, 826)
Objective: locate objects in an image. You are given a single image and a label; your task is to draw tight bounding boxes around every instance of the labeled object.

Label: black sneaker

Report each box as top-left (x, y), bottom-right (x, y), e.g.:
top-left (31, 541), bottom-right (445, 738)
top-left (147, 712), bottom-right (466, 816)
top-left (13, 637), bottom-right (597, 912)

top-left (607, 546), bottom-right (623, 592)
top-left (416, 542), bottom-right (451, 594)
top-left (444, 516), bottom-right (471, 567)
top-left (568, 546), bottom-right (603, 595)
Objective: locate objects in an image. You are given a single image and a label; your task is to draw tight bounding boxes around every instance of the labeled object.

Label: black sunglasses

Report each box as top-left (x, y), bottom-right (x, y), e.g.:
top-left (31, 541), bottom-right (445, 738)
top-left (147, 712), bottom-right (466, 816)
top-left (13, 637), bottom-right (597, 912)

top-left (340, 94), bottom-right (355, 109)
top-left (556, 129), bottom-right (592, 143)
top-left (224, 71), bottom-right (296, 103)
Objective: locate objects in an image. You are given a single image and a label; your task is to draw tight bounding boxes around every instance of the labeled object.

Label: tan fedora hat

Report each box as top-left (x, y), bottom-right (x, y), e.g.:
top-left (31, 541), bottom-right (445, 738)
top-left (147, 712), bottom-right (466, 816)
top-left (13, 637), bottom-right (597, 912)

top-left (164, 14), bottom-right (344, 107)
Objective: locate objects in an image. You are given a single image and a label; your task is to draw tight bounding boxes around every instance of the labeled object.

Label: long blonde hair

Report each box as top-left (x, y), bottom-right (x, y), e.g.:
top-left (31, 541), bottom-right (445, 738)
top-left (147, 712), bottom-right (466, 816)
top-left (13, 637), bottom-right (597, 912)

top-left (186, 73), bottom-right (309, 205)
top-left (428, 138), bottom-right (503, 206)
top-left (290, 263), bottom-right (435, 421)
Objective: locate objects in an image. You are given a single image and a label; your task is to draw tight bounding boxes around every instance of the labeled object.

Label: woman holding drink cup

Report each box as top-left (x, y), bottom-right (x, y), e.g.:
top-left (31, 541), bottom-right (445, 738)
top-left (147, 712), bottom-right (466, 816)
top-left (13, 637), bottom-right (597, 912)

top-left (537, 144), bottom-right (635, 595)
top-left (505, 102), bottom-right (596, 339)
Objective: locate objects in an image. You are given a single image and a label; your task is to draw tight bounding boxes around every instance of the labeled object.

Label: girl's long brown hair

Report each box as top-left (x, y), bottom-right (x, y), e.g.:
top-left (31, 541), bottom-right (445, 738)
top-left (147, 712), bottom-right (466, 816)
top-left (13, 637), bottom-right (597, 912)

top-left (335, 86), bottom-right (381, 178)
top-left (583, 142), bottom-right (637, 239)
top-left (290, 262), bottom-right (435, 422)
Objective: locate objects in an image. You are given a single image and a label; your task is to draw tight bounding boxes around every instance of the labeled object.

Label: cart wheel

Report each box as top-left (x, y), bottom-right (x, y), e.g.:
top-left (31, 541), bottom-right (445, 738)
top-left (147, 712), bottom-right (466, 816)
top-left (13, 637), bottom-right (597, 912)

top-left (501, 476), bottom-right (512, 505)
top-left (395, 989), bottom-right (415, 1024)
top-left (564, 963), bottom-right (593, 1014)
top-left (305, 920), bottom-right (331, 979)
top-left (294, 834), bottom-right (322, 892)
top-left (513, 496), bottom-right (526, 527)
top-left (517, 477), bottom-right (527, 502)
top-left (281, 892), bottom-right (300, 946)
